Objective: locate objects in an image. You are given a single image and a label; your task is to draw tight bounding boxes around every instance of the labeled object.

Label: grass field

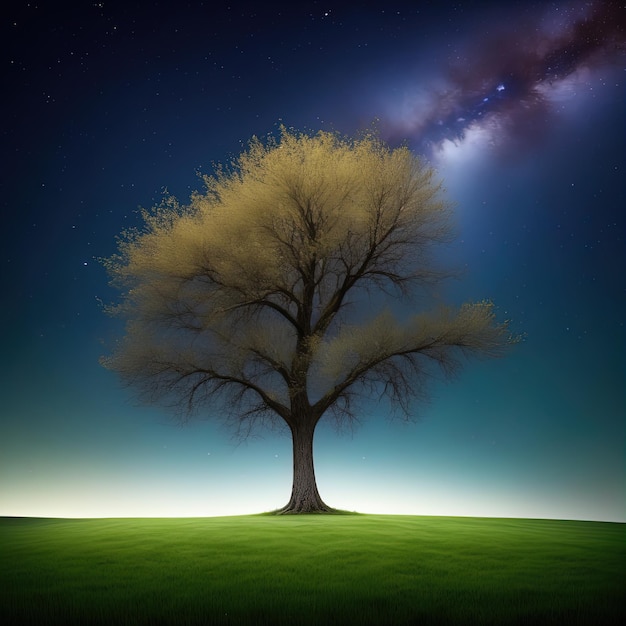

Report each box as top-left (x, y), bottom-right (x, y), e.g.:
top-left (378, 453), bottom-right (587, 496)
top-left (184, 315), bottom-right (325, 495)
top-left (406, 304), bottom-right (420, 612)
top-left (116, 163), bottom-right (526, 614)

top-left (1, 514), bottom-right (624, 625)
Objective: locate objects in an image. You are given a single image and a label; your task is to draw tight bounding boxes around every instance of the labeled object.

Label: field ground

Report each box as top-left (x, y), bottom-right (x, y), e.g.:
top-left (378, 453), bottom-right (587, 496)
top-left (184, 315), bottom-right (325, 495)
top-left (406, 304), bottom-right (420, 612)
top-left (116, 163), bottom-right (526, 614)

top-left (1, 514), bottom-right (624, 625)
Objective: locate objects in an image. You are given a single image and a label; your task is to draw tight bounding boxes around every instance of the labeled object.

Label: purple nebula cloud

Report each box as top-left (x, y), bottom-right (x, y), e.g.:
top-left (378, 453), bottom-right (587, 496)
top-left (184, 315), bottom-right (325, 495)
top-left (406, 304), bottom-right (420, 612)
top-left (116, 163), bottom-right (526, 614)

top-left (378, 0), bottom-right (625, 160)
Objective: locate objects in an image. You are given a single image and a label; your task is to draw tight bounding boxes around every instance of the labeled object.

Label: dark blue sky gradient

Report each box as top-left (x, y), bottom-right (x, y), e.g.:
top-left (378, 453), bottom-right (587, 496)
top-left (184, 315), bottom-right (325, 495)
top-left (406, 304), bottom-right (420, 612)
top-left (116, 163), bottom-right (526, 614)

top-left (1, 1), bottom-right (624, 521)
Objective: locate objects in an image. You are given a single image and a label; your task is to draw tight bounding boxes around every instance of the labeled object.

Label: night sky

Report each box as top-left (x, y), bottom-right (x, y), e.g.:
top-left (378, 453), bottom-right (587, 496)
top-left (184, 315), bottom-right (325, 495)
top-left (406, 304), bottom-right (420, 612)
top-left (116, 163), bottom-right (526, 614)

top-left (2, 0), bottom-right (624, 522)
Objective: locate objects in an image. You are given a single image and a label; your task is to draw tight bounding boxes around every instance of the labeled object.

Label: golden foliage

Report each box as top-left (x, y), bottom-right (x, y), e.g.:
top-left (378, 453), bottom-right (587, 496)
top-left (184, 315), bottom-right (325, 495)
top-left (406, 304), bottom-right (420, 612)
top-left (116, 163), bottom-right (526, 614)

top-left (102, 128), bottom-right (515, 425)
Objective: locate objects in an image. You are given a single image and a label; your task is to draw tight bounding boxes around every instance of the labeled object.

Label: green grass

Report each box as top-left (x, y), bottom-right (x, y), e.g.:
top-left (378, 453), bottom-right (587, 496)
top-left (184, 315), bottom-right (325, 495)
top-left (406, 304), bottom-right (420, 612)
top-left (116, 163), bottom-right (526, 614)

top-left (1, 514), bottom-right (624, 625)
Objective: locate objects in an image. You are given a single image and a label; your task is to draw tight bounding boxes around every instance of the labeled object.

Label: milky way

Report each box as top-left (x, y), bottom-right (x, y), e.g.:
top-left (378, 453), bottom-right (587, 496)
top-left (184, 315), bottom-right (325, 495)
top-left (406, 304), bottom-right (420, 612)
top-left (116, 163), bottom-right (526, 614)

top-left (380, 0), bottom-right (625, 158)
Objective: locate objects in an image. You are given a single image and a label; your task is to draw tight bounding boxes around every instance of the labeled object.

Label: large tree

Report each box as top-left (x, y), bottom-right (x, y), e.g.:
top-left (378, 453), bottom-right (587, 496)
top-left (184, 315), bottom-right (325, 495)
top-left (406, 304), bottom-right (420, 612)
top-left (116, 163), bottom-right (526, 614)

top-left (102, 128), bottom-right (515, 513)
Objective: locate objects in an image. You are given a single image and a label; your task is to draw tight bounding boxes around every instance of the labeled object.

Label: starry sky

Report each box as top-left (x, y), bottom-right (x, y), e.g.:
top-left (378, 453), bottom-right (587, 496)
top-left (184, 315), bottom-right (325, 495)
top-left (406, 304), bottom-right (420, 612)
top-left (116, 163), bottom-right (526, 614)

top-left (2, 0), bottom-right (624, 522)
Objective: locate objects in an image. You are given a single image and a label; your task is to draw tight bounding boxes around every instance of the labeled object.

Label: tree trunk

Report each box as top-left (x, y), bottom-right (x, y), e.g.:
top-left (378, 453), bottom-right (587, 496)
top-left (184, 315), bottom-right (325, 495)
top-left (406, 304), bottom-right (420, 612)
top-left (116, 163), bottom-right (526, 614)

top-left (276, 418), bottom-right (333, 514)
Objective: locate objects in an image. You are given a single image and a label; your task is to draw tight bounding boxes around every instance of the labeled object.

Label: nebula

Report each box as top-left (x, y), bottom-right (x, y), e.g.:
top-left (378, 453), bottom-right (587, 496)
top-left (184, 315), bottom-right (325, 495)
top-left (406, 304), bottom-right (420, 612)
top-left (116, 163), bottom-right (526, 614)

top-left (379, 0), bottom-right (625, 158)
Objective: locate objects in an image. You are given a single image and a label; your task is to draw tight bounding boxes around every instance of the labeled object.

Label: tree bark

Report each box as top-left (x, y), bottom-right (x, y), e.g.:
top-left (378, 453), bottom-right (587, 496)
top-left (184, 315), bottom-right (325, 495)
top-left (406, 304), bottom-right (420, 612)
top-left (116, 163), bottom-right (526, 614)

top-left (276, 417), bottom-right (332, 514)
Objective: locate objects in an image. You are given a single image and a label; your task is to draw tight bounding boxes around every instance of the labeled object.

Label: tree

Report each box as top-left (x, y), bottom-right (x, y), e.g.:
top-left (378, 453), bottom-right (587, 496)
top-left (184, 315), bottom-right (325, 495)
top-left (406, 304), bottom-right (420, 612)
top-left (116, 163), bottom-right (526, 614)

top-left (101, 128), bottom-right (516, 514)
